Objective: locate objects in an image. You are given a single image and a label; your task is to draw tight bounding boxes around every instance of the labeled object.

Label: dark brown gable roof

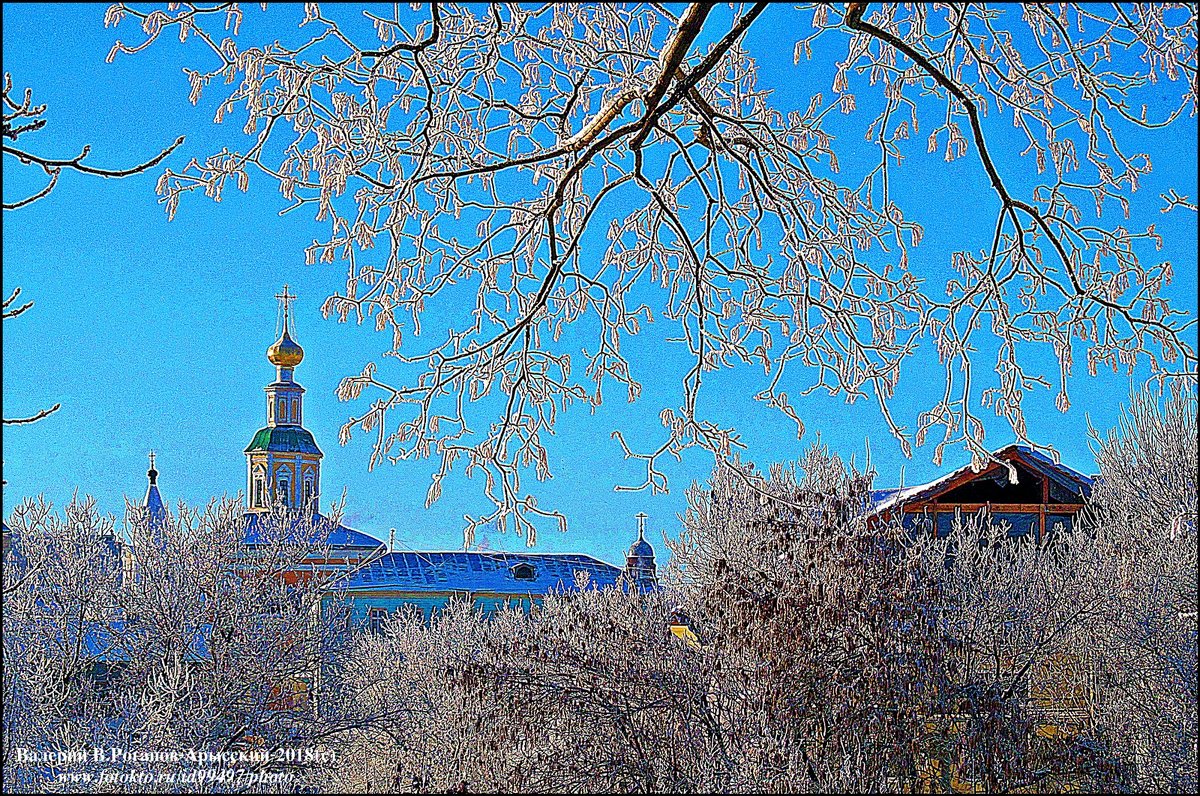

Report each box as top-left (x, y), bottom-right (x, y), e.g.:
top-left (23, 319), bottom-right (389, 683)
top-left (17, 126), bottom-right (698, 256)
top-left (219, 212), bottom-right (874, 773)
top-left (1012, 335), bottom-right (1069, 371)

top-left (870, 444), bottom-right (1094, 517)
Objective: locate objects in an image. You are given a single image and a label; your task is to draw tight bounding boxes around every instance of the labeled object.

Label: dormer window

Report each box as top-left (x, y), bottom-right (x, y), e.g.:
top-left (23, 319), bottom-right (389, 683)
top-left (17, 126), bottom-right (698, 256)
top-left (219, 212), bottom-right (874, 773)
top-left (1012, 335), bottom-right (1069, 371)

top-left (510, 563), bottom-right (536, 581)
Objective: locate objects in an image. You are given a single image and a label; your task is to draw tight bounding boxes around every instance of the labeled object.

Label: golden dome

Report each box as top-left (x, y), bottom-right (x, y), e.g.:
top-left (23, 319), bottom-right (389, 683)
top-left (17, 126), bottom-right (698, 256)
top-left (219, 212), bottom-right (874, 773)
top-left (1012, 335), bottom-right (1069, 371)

top-left (267, 329), bottom-right (304, 368)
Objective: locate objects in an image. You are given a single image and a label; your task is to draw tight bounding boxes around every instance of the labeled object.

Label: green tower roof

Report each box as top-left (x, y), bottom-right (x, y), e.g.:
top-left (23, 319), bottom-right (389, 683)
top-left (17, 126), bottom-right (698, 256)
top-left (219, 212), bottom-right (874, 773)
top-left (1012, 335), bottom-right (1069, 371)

top-left (244, 426), bottom-right (323, 456)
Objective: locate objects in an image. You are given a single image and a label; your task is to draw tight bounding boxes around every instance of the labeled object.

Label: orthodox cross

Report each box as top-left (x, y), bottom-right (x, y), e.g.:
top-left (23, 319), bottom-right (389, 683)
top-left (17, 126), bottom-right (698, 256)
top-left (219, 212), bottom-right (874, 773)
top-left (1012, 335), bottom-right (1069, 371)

top-left (635, 511), bottom-right (648, 540)
top-left (275, 284), bottom-right (296, 335)
top-left (148, 450), bottom-right (156, 470)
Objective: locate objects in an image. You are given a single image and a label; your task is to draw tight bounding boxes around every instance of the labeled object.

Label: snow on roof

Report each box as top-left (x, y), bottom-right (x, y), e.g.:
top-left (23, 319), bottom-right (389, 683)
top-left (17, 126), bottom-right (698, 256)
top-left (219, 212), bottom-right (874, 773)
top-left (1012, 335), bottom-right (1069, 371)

top-left (330, 550), bottom-right (625, 596)
top-left (869, 444), bottom-right (1094, 516)
top-left (242, 512), bottom-right (385, 551)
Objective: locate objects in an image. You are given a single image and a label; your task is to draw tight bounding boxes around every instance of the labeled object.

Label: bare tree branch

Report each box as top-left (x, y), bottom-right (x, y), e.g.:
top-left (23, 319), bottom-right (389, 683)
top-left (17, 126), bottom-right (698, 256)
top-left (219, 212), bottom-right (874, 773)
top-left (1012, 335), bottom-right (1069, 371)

top-left (1, 73), bottom-right (184, 209)
top-left (3, 404), bottom-right (61, 426)
top-left (100, 2), bottom-right (1197, 543)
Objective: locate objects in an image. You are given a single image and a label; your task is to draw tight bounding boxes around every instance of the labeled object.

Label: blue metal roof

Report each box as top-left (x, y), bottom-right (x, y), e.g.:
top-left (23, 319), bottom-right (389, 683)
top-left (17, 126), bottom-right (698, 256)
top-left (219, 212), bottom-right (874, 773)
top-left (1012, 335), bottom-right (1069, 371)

top-left (82, 619), bottom-right (211, 664)
top-left (628, 538), bottom-right (654, 558)
top-left (145, 482), bottom-right (166, 520)
top-left (331, 551), bottom-right (623, 595)
top-left (242, 512), bottom-right (385, 551)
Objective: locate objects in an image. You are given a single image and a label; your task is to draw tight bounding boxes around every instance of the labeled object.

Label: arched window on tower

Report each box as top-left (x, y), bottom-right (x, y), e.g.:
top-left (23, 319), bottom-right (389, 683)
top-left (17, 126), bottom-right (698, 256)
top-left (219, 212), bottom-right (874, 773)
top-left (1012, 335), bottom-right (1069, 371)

top-left (267, 396), bottom-right (274, 424)
top-left (277, 476), bottom-right (291, 507)
top-left (252, 466), bottom-right (267, 509)
top-left (292, 398), bottom-right (299, 424)
top-left (278, 398), bottom-right (287, 424)
top-left (302, 477), bottom-right (315, 512)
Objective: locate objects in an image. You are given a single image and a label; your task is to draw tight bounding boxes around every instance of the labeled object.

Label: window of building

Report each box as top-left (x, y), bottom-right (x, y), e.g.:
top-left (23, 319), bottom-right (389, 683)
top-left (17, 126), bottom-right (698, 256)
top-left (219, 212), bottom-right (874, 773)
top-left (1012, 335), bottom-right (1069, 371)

top-left (277, 477), bottom-right (290, 506)
top-left (252, 467), bottom-right (267, 509)
top-left (302, 478), bottom-right (315, 510)
top-left (1045, 514), bottom-right (1074, 542)
top-left (900, 512), bottom-right (934, 536)
top-left (367, 607), bottom-right (388, 634)
top-left (993, 512), bottom-right (1038, 542)
top-left (511, 563), bottom-right (536, 581)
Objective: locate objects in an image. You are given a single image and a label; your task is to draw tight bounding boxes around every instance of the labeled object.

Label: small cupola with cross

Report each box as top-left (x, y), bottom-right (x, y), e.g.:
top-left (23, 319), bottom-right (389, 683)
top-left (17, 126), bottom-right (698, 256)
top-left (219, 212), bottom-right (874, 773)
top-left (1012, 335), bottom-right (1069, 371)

top-left (624, 512), bottom-right (658, 589)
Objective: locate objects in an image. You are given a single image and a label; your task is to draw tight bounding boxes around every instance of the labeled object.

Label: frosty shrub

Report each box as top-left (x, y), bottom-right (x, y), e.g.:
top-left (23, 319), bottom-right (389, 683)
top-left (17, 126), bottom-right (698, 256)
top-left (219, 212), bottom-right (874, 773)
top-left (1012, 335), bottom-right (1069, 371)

top-left (322, 586), bottom-right (723, 793)
top-left (1084, 390), bottom-right (1198, 792)
top-left (4, 392), bottom-right (1195, 793)
top-left (2, 497), bottom-right (349, 793)
top-left (669, 447), bottom-right (953, 791)
top-left (904, 389), bottom-right (1197, 792)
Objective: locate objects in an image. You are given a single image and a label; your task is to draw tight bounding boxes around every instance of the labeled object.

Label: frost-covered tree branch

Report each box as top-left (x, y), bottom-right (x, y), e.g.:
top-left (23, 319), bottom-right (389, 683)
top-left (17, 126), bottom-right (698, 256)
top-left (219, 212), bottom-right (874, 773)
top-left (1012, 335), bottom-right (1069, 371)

top-left (2, 287), bottom-right (60, 427)
top-left (1, 73), bottom-right (184, 211)
top-left (104, 2), bottom-right (1198, 543)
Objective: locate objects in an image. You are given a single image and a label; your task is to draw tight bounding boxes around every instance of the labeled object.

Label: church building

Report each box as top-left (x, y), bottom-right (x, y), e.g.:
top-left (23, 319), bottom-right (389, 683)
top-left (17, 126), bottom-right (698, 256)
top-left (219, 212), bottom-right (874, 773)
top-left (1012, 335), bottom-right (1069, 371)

top-left (132, 287), bottom-right (658, 619)
top-left (238, 287), bottom-right (386, 581)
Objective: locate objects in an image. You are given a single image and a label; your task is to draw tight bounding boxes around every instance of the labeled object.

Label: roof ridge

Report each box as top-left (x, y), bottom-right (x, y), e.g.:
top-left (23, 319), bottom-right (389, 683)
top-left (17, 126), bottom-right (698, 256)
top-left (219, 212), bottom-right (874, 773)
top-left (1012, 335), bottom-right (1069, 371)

top-left (377, 548), bottom-right (598, 558)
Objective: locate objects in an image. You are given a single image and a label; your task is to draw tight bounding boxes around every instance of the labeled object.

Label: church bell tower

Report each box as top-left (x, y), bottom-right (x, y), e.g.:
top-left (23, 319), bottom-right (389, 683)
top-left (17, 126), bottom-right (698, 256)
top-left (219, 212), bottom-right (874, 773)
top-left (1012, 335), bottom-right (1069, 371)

top-left (245, 286), bottom-right (323, 513)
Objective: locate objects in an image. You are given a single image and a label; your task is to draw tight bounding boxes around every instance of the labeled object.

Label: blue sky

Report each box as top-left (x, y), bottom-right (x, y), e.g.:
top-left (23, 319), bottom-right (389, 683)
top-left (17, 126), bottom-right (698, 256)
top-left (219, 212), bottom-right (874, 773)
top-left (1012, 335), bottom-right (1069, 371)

top-left (3, 4), bottom-right (1196, 565)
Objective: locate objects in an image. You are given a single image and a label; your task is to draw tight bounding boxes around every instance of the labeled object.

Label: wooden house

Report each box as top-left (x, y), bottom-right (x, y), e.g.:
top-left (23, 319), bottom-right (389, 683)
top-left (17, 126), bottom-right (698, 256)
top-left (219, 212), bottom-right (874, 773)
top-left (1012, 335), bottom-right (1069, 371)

top-left (869, 444), bottom-right (1094, 543)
